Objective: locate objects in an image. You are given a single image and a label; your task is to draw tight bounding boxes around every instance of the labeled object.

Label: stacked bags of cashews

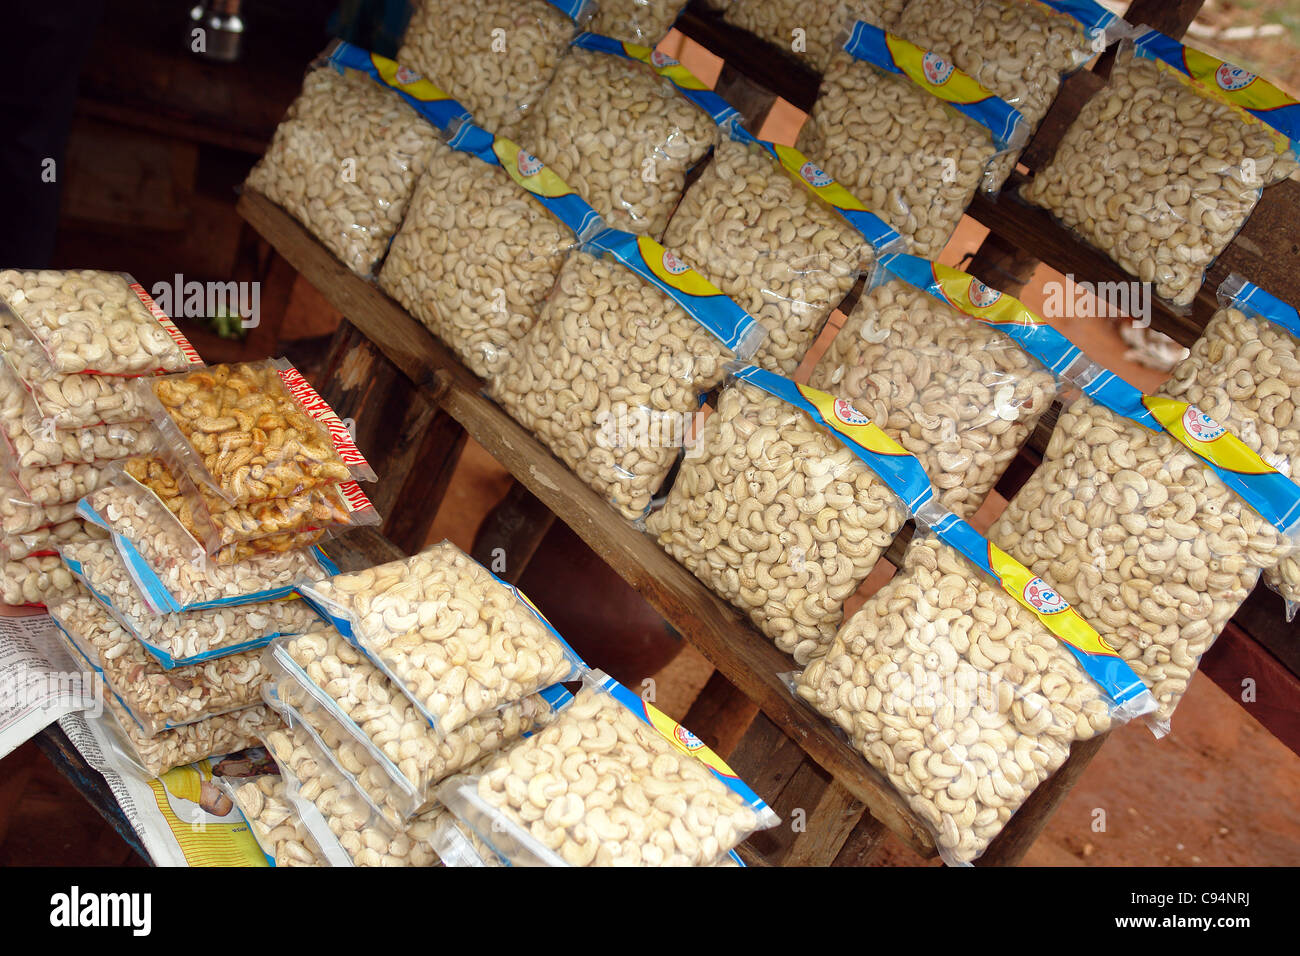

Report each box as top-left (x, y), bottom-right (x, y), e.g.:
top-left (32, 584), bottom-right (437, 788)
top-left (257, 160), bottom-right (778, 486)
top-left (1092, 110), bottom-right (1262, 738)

top-left (0, 268), bottom-right (202, 607)
top-left (723, 0), bottom-right (909, 71)
top-left (215, 773), bottom-right (329, 866)
top-left (798, 21), bottom-right (1029, 257)
top-left (1021, 28), bottom-right (1300, 309)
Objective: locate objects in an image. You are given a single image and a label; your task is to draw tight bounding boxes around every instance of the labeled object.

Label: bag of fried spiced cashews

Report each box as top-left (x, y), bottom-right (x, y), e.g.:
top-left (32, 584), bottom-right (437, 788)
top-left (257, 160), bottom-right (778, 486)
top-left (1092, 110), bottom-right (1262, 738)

top-left (140, 358), bottom-right (376, 507)
top-left (491, 230), bottom-right (767, 520)
top-left (214, 772), bottom-right (328, 866)
top-left (261, 714), bottom-right (449, 867)
top-left (296, 540), bottom-right (586, 737)
top-left (77, 474), bottom-right (339, 615)
top-left (60, 538), bottom-right (327, 669)
top-left (797, 22), bottom-right (1028, 258)
top-left (722, 0), bottom-right (909, 72)
top-left (877, 255), bottom-right (1300, 731)
top-left (437, 671), bottom-right (769, 866)
top-left (0, 268), bottom-right (203, 376)
top-left (264, 629), bottom-right (569, 822)
top-left (890, 0), bottom-right (1127, 192)
top-left (48, 586), bottom-right (270, 737)
top-left (398, 0), bottom-right (593, 141)
top-left (1022, 28), bottom-right (1300, 310)
top-left (1157, 277), bottom-right (1300, 617)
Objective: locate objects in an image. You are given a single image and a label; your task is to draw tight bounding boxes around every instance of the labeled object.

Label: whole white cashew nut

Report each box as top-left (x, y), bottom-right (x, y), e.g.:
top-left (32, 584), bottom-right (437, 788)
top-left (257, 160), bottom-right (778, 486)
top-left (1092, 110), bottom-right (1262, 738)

top-left (230, 776), bottom-right (326, 866)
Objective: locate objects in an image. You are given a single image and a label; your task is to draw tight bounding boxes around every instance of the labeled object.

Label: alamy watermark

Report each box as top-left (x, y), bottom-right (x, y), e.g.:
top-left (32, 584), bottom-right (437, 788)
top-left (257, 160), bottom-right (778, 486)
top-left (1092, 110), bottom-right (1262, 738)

top-left (1041, 273), bottom-right (1152, 329)
top-left (149, 274), bottom-right (260, 329)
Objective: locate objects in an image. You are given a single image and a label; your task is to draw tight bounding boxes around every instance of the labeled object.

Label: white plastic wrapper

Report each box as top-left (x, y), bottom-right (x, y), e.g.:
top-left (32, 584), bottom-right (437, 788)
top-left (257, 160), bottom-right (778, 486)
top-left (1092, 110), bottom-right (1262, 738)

top-left (298, 540), bottom-right (582, 735)
top-left (0, 269), bottom-right (200, 375)
top-left (797, 534), bottom-right (1120, 864)
top-left (397, 0), bottom-right (578, 140)
top-left (268, 630), bottom-right (558, 821)
top-left (662, 137), bottom-right (873, 375)
top-left (648, 380), bottom-right (909, 664)
top-left (810, 278), bottom-right (1058, 518)
top-left (518, 46), bottom-right (719, 238)
top-left (219, 774), bottom-right (327, 866)
top-left (988, 396), bottom-right (1292, 724)
top-left (438, 673), bottom-right (779, 866)
top-left (722, 0), bottom-right (909, 71)
top-left (245, 65), bottom-right (441, 276)
top-left (378, 138), bottom-right (574, 380)
top-left (48, 588), bottom-right (268, 737)
top-left (61, 538), bottom-right (325, 668)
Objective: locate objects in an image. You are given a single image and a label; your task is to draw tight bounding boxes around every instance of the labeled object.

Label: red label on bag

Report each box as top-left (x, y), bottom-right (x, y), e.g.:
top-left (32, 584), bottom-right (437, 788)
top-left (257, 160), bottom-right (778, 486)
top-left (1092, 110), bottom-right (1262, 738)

top-left (337, 480), bottom-right (375, 515)
top-left (276, 365), bottom-right (372, 472)
top-left (128, 283), bottom-right (204, 369)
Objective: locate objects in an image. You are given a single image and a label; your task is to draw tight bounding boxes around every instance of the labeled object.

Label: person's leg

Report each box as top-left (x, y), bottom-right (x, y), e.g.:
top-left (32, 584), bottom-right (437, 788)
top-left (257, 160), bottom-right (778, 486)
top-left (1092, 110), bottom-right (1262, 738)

top-left (0, 0), bottom-right (105, 268)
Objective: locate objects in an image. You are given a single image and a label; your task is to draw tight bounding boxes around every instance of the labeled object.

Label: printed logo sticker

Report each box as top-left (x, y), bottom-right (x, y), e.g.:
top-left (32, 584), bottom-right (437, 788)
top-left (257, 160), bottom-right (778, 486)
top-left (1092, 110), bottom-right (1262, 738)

top-left (800, 161), bottom-right (834, 188)
top-left (832, 398), bottom-right (872, 427)
top-left (1216, 62), bottom-right (1257, 91)
top-left (1023, 577), bottom-right (1068, 615)
top-left (650, 50), bottom-right (679, 69)
top-left (673, 724), bottom-right (705, 751)
top-left (968, 278), bottom-right (1002, 308)
top-left (516, 150), bottom-right (545, 177)
top-left (922, 52), bottom-right (955, 85)
top-left (662, 249), bottom-right (690, 275)
top-left (394, 66), bottom-right (422, 85)
top-left (1183, 406), bottom-right (1226, 442)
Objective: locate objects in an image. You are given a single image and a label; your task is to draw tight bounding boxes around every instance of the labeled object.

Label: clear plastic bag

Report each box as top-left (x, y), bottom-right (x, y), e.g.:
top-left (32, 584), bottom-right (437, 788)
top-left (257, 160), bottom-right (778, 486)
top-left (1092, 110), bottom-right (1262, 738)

top-left (245, 66), bottom-right (439, 276)
top-left (0, 469), bottom-right (76, 534)
top-left (797, 533), bottom-right (1122, 864)
top-left (48, 588), bottom-right (268, 737)
top-left (2, 455), bottom-right (106, 507)
top-left (2, 517), bottom-right (106, 560)
top-left (143, 359), bottom-right (374, 506)
top-left (60, 538), bottom-right (325, 668)
top-left (722, 0), bottom-right (909, 71)
top-left (0, 269), bottom-right (201, 376)
top-left (268, 630), bottom-right (558, 821)
top-left (121, 456), bottom-right (375, 565)
top-left (1, 552), bottom-right (76, 606)
top-left (438, 672), bottom-right (779, 866)
top-left (662, 137), bottom-right (873, 375)
top-left (988, 395), bottom-right (1292, 724)
top-left (431, 818), bottom-right (506, 866)
top-left (397, 0), bottom-right (579, 140)
top-left (262, 720), bottom-right (446, 867)
top-left (298, 540), bottom-right (583, 736)
top-left (378, 138), bottom-right (575, 380)
top-left (647, 379), bottom-right (909, 664)
top-left (517, 46), bottom-right (719, 238)
top-left (219, 774), bottom-right (327, 867)
top-left (491, 251), bottom-right (742, 519)
top-left (809, 278), bottom-right (1059, 518)
top-left (6, 419), bottom-right (156, 470)
top-left (79, 478), bottom-right (334, 613)
top-left (587, 0), bottom-right (684, 43)
top-left (892, 0), bottom-right (1119, 192)
top-left (1021, 40), bottom-right (1300, 308)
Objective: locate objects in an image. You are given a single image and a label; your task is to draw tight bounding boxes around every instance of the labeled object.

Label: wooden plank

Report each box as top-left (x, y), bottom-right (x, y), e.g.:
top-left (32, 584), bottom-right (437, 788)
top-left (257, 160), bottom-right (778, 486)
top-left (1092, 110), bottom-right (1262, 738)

top-left (833, 812), bottom-right (890, 866)
top-left (1121, 0), bottom-right (1206, 39)
top-left (470, 482), bottom-right (556, 585)
top-left (1199, 621), bottom-right (1300, 756)
top-left (681, 668), bottom-right (761, 759)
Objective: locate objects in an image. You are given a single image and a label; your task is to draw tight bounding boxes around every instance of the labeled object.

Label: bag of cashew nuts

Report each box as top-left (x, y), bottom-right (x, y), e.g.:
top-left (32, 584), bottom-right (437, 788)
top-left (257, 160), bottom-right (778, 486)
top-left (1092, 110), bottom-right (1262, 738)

top-left (648, 379), bottom-right (910, 665)
top-left (661, 136), bottom-right (877, 375)
top-left (297, 540), bottom-right (584, 736)
top-left (60, 538), bottom-right (327, 668)
top-left (2, 552), bottom-right (76, 606)
top-left (0, 475), bottom-right (77, 535)
top-left (397, 0), bottom-right (587, 141)
top-left (798, 23), bottom-right (1028, 257)
top-left (378, 135), bottom-right (577, 380)
top-left (797, 532), bottom-right (1137, 864)
top-left (216, 773), bottom-right (327, 866)
top-left (722, 0), bottom-right (908, 72)
top-left (1021, 29), bottom-right (1300, 309)
top-left (431, 818), bottom-right (507, 867)
top-left (810, 274), bottom-right (1059, 518)
top-left (891, 0), bottom-right (1124, 192)
top-left (263, 720), bottom-right (447, 867)
top-left (0, 269), bottom-right (202, 376)
top-left (120, 456), bottom-right (377, 566)
top-left (989, 394), bottom-right (1294, 729)
top-left (2, 454), bottom-right (108, 509)
top-left (49, 587), bottom-right (269, 737)
top-left (78, 477), bottom-right (337, 614)
top-left (587, 0), bottom-right (684, 43)
top-left (438, 671), bottom-right (777, 866)
top-left (266, 629), bottom-right (565, 821)
top-left (142, 359), bottom-right (376, 507)
top-left (245, 63), bottom-right (442, 276)
top-left (516, 41), bottom-right (719, 238)
top-left (1, 517), bottom-right (106, 562)
top-left (1159, 275), bottom-right (1300, 617)
top-left (492, 245), bottom-right (764, 519)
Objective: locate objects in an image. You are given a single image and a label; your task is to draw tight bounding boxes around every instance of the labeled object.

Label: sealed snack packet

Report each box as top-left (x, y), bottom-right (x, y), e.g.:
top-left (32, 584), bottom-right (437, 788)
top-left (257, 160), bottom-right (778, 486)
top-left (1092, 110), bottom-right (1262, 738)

top-left (218, 774), bottom-right (327, 867)
top-left (297, 540), bottom-right (584, 735)
top-left (438, 671), bottom-right (779, 866)
top-left (1021, 29), bottom-right (1300, 307)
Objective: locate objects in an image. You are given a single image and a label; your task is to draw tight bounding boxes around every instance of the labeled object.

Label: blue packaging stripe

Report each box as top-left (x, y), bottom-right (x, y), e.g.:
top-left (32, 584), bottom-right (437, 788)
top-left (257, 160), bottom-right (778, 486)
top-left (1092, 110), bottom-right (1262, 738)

top-left (1037, 0), bottom-right (1120, 37)
top-left (547, 0), bottom-right (593, 23)
top-left (1225, 277), bottom-right (1300, 341)
top-left (326, 42), bottom-right (473, 132)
